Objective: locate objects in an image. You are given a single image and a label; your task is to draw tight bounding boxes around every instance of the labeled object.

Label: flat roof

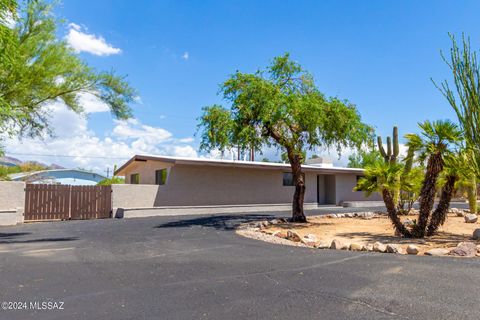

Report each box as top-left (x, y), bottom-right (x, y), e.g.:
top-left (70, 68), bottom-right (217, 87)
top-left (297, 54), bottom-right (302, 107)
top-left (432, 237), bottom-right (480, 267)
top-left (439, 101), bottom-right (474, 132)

top-left (115, 154), bottom-right (364, 176)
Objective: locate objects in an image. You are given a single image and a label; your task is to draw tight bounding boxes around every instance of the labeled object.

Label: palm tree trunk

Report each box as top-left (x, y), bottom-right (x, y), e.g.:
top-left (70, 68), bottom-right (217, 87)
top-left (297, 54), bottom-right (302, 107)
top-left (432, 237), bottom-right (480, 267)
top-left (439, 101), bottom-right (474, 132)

top-left (382, 189), bottom-right (412, 237)
top-left (467, 175), bottom-right (477, 214)
top-left (413, 152), bottom-right (443, 238)
top-left (427, 174), bottom-right (457, 236)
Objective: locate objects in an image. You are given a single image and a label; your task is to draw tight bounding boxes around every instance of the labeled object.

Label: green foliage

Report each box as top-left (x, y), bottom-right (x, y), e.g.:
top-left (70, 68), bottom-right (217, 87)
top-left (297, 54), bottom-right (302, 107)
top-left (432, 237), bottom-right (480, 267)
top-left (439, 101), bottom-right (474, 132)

top-left (198, 53), bottom-right (373, 158)
top-left (0, 0), bottom-right (135, 140)
top-left (198, 53), bottom-right (372, 220)
top-left (97, 176), bottom-right (125, 186)
top-left (0, 161), bottom-right (48, 180)
top-left (434, 33), bottom-right (480, 172)
top-left (347, 148), bottom-right (382, 168)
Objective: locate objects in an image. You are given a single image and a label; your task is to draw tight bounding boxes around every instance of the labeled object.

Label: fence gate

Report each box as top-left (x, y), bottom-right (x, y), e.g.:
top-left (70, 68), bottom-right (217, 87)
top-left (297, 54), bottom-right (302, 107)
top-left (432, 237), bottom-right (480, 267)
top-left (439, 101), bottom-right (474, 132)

top-left (24, 184), bottom-right (112, 221)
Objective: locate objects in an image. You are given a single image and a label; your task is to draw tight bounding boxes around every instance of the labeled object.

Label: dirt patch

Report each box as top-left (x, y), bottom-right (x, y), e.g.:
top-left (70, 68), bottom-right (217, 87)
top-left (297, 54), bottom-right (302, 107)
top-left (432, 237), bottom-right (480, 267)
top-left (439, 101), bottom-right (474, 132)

top-left (237, 213), bottom-right (480, 256)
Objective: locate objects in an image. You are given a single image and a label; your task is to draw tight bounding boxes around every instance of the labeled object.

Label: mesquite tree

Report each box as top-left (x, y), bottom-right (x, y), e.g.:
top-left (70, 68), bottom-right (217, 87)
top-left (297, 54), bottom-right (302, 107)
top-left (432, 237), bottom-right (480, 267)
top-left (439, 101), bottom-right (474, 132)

top-left (434, 33), bottom-right (480, 214)
top-left (0, 0), bottom-right (135, 141)
top-left (198, 54), bottom-right (373, 222)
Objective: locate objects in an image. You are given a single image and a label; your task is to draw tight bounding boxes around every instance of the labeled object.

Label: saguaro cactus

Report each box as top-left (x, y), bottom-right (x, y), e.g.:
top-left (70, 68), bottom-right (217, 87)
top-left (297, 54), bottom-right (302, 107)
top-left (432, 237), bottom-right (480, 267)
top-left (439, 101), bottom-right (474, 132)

top-left (377, 126), bottom-right (399, 164)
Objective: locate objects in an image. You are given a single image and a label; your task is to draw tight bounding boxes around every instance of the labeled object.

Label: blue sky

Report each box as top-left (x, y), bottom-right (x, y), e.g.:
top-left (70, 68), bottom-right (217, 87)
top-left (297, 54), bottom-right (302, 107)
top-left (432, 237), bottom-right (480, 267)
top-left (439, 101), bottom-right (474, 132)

top-left (5, 0), bottom-right (480, 172)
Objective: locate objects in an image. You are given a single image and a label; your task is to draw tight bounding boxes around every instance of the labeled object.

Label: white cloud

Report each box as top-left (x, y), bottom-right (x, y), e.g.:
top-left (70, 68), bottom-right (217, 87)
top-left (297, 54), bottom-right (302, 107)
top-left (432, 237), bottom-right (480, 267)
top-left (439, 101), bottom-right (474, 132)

top-left (66, 23), bottom-right (121, 56)
top-left (2, 102), bottom-right (198, 173)
top-left (77, 92), bottom-right (110, 113)
top-left (182, 52), bottom-right (189, 60)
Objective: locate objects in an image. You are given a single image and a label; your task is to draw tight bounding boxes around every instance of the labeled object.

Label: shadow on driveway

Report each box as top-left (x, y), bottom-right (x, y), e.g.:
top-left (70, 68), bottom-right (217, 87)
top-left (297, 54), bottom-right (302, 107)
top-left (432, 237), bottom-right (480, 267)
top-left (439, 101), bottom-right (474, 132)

top-left (0, 232), bottom-right (78, 244)
top-left (154, 214), bottom-right (277, 231)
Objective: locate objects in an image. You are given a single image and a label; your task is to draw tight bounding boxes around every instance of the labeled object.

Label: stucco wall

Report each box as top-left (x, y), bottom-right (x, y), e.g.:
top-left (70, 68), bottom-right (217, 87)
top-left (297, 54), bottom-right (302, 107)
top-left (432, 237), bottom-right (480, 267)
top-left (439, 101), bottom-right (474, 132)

top-left (112, 184), bottom-right (160, 208)
top-left (121, 163), bottom-right (319, 207)
top-left (335, 174), bottom-right (381, 204)
top-left (118, 161), bottom-right (380, 208)
top-left (0, 181), bottom-right (25, 210)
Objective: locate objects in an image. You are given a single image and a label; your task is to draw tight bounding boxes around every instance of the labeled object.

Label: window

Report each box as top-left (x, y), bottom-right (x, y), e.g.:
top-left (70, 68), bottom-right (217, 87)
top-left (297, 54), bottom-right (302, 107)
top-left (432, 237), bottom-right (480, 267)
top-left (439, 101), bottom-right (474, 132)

top-left (130, 173), bottom-right (140, 184)
top-left (155, 169), bottom-right (167, 185)
top-left (283, 172), bottom-right (294, 186)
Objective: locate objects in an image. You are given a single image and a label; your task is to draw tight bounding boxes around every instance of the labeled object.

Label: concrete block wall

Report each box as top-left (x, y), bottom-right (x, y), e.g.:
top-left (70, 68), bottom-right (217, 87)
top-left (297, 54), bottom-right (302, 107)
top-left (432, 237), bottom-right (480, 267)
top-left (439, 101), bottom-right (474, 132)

top-left (0, 181), bottom-right (26, 225)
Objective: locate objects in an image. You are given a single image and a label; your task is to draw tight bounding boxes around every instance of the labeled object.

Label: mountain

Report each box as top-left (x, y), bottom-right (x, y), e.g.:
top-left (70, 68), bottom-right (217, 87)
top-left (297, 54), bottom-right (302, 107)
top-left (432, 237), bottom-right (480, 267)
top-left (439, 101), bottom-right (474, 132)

top-left (0, 156), bottom-right (65, 170)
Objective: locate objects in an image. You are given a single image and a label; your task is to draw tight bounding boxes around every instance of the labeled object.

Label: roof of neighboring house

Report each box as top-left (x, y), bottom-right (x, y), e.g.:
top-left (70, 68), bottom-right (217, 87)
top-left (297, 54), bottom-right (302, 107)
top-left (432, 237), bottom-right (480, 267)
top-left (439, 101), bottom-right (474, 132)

top-left (115, 154), bottom-right (365, 176)
top-left (9, 169), bottom-right (107, 185)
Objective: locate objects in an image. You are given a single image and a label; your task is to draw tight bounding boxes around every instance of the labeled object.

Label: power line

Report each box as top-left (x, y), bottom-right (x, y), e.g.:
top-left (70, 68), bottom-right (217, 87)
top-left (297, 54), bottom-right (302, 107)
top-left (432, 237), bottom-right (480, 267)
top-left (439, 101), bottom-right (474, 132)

top-left (5, 152), bottom-right (129, 160)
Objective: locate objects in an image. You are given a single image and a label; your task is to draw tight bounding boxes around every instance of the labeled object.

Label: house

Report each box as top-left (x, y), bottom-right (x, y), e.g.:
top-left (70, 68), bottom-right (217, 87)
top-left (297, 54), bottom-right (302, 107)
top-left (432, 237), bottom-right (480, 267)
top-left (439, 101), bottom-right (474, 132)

top-left (114, 155), bottom-right (381, 207)
top-left (9, 169), bottom-right (107, 185)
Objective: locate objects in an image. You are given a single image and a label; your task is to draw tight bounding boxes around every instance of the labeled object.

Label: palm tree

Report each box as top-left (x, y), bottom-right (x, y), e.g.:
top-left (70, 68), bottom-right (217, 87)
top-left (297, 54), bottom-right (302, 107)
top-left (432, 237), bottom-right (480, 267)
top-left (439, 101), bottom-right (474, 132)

top-left (409, 120), bottom-right (462, 238)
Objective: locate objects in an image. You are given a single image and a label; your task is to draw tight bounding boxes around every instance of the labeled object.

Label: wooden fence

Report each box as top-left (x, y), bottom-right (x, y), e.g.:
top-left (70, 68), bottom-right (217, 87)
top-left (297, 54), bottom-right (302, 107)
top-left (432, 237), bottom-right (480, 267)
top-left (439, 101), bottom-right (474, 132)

top-left (24, 184), bottom-right (111, 221)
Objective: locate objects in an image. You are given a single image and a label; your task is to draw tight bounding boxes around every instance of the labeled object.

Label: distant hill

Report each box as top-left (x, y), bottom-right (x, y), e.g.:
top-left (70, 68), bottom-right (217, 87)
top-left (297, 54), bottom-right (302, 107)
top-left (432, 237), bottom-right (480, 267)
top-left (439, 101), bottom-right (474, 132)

top-left (0, 156), bottom-right (65, 170)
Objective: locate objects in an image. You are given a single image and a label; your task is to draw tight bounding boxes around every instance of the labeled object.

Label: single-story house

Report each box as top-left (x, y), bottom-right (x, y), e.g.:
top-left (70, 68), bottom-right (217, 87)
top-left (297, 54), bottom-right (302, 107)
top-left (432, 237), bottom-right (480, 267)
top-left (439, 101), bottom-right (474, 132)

top-left (9, 169), bottom-right (107, 185)
top-left (114, 155), bottom-right (381, 207)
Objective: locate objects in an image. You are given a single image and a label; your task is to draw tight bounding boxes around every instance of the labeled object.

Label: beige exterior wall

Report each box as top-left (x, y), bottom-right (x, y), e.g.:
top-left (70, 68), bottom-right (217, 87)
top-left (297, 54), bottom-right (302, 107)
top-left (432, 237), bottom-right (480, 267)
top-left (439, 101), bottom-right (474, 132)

top-left (335, 174), bottom-right (382, 204)
top-left (0, 181), bottom-right (25, 210)
top-left (118, 161), bottom-right (380, 207)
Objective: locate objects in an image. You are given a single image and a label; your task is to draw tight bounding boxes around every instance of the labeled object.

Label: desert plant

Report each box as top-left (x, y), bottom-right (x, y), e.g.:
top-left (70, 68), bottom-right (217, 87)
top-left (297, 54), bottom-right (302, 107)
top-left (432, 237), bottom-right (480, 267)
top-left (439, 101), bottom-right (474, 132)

top-left (357, 120), bottom-right (462, 238)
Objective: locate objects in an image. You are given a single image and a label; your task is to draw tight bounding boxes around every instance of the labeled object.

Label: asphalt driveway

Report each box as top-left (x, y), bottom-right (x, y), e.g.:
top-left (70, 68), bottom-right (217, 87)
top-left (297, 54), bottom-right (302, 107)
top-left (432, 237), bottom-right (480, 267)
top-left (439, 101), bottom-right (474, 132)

top-left (0, 209), bottom-right (479, 320)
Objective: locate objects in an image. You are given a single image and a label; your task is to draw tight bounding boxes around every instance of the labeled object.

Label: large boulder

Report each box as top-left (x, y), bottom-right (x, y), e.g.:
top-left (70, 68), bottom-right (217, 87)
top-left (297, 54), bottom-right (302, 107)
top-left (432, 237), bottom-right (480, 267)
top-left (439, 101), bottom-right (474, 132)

top-left (424, 248), bottom-right (449, 256)
top-left (449, 242), bottom-right (477, 257)
top-left (317, 240), bottom-right (331, 249)
top-left (330, 239), bottom-right (348, 250)
top-left (301, 234), bottom-right (318, 246)
top-left (406, 245), bottom-right (419, 255)
top-left (386, 244), bottom-right (404, 254)
top-left (373, 241), bottom-right (387, 253)
top-left (286, 230), bottom-right (302, 242)
top-left (464, 214), bottom-right (478, 223)
top-left (349, 243), bottom-right (365, 251)
top-left (473, 229), bottom-right (480, 240)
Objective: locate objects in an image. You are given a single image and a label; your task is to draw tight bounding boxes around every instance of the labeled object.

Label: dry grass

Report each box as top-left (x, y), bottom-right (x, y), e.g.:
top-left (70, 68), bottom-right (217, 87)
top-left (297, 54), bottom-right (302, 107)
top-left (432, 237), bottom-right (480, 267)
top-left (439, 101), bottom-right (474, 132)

top-left (259, 213), bottom-right (479, 255)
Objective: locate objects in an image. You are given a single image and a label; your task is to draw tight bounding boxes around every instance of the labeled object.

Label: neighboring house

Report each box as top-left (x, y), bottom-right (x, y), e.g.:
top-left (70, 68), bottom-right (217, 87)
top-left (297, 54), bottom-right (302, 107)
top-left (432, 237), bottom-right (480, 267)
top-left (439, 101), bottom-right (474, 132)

top-left (9, 169), bottom-right (107, 185)
top-left (114, 155), bottom-right (381, 206)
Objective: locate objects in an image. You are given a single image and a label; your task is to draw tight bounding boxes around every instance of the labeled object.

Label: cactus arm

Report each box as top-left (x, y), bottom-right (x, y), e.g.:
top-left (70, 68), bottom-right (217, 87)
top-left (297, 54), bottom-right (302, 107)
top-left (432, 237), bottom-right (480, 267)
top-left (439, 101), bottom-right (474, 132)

top-left (387, 137), bottom-right (392, 159)
top-left (377, 136), bottom-right (387, 159)
top-left (393, 126), bottom-right (399, 158)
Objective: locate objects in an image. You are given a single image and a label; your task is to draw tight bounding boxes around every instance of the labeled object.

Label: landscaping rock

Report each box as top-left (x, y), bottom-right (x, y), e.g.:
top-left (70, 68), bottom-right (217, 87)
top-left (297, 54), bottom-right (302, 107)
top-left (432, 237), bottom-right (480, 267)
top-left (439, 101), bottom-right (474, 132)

top-left (406, 245), bottom-right (419, 255)
top-left (349, 243), bottom-right (365, 251)
top-left (273, 231), bottom-right (288, 239)
top-left (464, 214), bottom-right (478, 223)
top-left (473, 229), bottom-right (480, 240)
top-left (386, 244), bottom-right (404, 254)
top-left (327, 214), bottom-right (338, 219)
top-left (330, 239), bottom-right (348, 250)
top-left (345, 213), bottom-right (355, 218)
top-left (403, 219), bottom-right (414, 226)
top-left (365, 244), bottom-right (374, 251)
top-left (336, 214), bottom-right (345, 218)
top-left (286, 230), bottom-right (301, 242)
top-left (373, 242), bottom-right (387, 253)
top-left (357, 212), bottom-right (375, 220)
top-left (301, 234), bottom-right (318, 246)
top-left (449, 207), bottom-right (464, 216)
top-left (424, 248), bottom-right (450, 256)
top-left (317, 240), bottom-right (331, 249)
top-left (449, 242), bottom-right (477, 257)
top-left (270, 219), bottom-right (282, 225)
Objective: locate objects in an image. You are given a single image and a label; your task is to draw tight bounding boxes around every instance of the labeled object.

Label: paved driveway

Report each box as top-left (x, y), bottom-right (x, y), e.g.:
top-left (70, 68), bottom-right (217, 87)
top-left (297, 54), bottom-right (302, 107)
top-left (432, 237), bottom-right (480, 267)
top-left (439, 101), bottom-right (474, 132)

top-left (0, 209), bottom-right (479, 320)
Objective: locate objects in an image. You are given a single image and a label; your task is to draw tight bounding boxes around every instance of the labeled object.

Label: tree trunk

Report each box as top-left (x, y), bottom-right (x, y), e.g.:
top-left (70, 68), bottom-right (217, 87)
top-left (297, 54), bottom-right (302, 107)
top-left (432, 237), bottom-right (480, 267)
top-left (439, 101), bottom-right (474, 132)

top-left (467, 175), bottom-right (477, 214)
top-left (427, 174), bottom-right (457, 236)
top-left (289, 154), bottom-right (307, 223)
top-left (382, 189), bottom-right (412, 237)
top-left (413, 152), bottom-right (443, 238)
